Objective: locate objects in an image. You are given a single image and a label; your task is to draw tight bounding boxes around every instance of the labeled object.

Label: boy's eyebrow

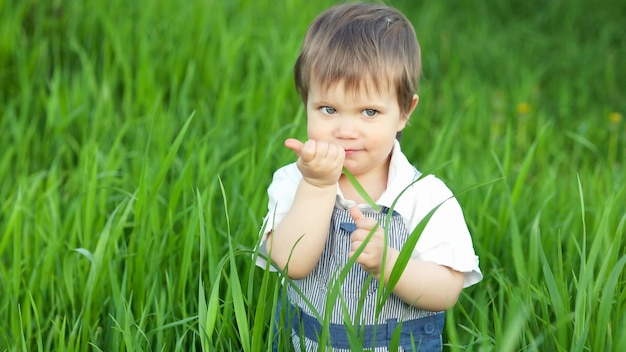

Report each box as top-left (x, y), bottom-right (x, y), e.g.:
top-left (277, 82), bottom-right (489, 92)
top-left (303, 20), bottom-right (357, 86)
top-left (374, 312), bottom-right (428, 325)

top-left (308, 95), bottom-right (336, 105)
top-left (308, 98), bottom-right (331, 106)
top-left (310, 98), bottom-right (388, 111)
top-left (356, 103), bottom-right (387, 111)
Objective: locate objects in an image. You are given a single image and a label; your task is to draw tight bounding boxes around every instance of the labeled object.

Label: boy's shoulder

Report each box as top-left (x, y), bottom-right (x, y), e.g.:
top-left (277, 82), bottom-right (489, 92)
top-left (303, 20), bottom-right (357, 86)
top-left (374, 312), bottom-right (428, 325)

top-left (272, 162), bottom-right (301, 181)
top-left (268, 163), bottom-right (302, 195)
top-left (412, 174), bottom-right (454, 199)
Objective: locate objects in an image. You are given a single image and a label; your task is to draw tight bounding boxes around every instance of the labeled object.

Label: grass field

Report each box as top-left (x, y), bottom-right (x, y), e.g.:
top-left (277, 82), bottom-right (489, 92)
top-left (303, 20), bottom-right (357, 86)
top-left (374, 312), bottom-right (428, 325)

top-left (1, 0), bottom-right (624, 351)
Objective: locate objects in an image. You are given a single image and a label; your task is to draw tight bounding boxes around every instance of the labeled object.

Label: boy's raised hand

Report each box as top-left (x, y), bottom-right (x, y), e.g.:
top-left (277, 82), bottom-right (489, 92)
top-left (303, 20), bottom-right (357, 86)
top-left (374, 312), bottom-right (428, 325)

top-left (349, 206), bottom-right (393, 279)
top-left (285, 138), bottom-right (345, 188)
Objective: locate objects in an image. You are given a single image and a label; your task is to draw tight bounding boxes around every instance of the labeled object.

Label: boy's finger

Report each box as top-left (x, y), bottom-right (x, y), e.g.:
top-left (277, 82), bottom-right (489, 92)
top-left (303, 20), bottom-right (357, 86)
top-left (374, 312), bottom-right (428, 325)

top-left (284, 138), bottom-right (304, 156)
top-left (350, 205), bottom-right (376, 230)
top-left (351, 206), bottom-right (380, 231)
top-left (350, 206), bottom-right (366, 225)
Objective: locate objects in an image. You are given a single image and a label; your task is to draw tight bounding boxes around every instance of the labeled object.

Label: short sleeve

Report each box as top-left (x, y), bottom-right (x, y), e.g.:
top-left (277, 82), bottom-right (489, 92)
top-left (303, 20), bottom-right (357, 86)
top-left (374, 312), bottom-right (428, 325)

top-left (255, 163), bottom-right (301, 270)
top-left (409, 176), bottom-right (482, 288)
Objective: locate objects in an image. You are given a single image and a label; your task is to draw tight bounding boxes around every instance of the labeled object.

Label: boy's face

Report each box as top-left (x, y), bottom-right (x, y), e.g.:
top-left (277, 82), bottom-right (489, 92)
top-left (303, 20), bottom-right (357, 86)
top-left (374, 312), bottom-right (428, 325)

top-left (306, 78), bottom-right (417, 178)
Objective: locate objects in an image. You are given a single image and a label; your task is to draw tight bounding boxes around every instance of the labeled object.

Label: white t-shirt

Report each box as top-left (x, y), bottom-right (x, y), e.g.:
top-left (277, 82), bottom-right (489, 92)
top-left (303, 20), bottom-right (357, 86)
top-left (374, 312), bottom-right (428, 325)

top-left (257, 140), bottom-right (482, 288)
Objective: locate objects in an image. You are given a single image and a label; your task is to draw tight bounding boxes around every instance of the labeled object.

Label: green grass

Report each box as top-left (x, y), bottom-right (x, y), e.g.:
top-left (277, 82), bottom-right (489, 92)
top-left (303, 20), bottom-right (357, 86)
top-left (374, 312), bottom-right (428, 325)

top-left (1, 0), bottom-right (624, 350)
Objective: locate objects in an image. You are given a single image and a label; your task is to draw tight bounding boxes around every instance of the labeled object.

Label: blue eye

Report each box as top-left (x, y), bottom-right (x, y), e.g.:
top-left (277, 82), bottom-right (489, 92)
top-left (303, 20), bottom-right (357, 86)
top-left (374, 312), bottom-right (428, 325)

top-left (362, 109), bottom-right (378, 117)
top-left (321, 106), bottom-right (336, 115)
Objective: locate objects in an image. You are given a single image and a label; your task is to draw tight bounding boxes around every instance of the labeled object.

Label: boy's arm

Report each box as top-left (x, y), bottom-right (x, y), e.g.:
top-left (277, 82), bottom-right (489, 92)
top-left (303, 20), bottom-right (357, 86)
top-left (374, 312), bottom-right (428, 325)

top-left (349, 206), bottom-right (464, 311)
top-left (266, 180), bottom-right (336, 278)
top-left (379, 251), bottom-right (464, 311)
top-left (266, 139), bottom-right (345, 279)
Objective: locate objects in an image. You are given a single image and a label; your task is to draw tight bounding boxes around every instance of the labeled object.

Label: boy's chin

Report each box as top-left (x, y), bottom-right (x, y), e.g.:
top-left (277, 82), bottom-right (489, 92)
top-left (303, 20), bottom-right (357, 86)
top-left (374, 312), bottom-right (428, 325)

top-left (341, 163), bottom-right (361, 176)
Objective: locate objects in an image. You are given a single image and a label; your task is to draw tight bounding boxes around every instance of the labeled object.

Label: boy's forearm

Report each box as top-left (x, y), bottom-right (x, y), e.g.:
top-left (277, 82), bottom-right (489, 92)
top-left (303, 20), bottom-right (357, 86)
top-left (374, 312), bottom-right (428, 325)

top-left (378, 250), bottom-right (464, 311)
top-left (266, 180), bottom-right (336, 278)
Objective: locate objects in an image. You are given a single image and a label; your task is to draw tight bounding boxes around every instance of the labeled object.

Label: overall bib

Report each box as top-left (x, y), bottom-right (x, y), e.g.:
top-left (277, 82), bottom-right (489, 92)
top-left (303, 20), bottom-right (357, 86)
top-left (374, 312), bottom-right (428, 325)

top-left (274, 206), bottom-right (444, 351)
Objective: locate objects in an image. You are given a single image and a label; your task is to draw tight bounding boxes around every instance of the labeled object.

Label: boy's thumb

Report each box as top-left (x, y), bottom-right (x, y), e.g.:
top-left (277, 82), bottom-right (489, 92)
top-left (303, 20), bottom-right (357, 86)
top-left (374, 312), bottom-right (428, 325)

top-left (350, 206), bottom-right (364, 223)
top-left (284, 138), bottom-right (304, 156)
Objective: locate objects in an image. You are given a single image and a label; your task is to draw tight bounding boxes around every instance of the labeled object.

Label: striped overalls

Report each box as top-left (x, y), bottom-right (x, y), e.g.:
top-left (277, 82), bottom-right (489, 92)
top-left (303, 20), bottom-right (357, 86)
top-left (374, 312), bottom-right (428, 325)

top-left (274, 206), bottom-right (444, 351)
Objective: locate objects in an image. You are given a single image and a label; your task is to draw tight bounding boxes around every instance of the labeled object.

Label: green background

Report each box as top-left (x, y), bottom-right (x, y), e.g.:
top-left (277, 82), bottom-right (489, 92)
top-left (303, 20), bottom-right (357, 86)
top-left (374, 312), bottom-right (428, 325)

top-left (1, 0), bottom-right (624, 350)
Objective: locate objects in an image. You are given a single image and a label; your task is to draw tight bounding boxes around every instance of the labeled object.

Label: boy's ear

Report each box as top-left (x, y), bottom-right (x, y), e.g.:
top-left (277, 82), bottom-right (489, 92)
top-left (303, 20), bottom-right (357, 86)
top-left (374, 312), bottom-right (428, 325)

top-left (399, 94), bottom-right (419, 130)
top-left (408, 94), bottom-right (419, 117)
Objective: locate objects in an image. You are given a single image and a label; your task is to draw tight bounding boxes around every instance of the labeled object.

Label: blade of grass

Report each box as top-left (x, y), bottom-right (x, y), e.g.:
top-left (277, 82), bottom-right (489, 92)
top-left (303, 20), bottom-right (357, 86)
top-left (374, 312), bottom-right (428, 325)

top-left (595, 254), bottom-right (626, 351)
top-left (342, 168), bottom-right (380, 211)
top-left (219, 176), bottom-right (251, 351)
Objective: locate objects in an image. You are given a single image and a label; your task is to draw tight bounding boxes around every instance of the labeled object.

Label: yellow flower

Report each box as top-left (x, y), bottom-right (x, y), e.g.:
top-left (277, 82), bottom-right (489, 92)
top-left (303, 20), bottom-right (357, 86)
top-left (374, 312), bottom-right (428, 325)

top-left (609, 112), bottom-right (622, 124)
top-left (517, 102), bottom-right (530, 115)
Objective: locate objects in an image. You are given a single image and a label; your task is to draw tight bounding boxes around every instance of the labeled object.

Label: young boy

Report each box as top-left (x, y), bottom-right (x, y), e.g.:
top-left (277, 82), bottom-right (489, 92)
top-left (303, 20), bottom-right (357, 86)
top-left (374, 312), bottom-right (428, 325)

top-left (257, 2), bottom-right (482, 351)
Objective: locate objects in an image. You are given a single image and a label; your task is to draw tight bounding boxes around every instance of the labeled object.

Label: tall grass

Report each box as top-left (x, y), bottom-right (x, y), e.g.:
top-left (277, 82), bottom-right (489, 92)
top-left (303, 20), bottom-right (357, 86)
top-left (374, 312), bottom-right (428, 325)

top-left (0, 0), bottom-right (624, 351)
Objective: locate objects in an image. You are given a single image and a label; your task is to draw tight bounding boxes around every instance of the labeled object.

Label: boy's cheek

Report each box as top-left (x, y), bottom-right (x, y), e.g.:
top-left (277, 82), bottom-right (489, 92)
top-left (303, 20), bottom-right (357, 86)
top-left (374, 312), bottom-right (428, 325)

top-left (306, 119), bottom-right (329, 139)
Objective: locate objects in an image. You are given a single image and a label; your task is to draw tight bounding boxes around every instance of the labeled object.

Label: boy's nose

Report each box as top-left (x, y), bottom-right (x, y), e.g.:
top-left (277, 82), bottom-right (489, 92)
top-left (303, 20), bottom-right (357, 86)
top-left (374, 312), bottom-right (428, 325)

top-left (335, 117), bottom-right (358, 139)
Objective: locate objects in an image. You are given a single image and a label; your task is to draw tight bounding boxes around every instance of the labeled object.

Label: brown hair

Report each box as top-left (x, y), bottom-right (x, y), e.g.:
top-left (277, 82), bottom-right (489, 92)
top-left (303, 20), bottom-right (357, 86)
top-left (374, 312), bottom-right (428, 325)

top-left (294, 2), bottom-right (421, 117)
